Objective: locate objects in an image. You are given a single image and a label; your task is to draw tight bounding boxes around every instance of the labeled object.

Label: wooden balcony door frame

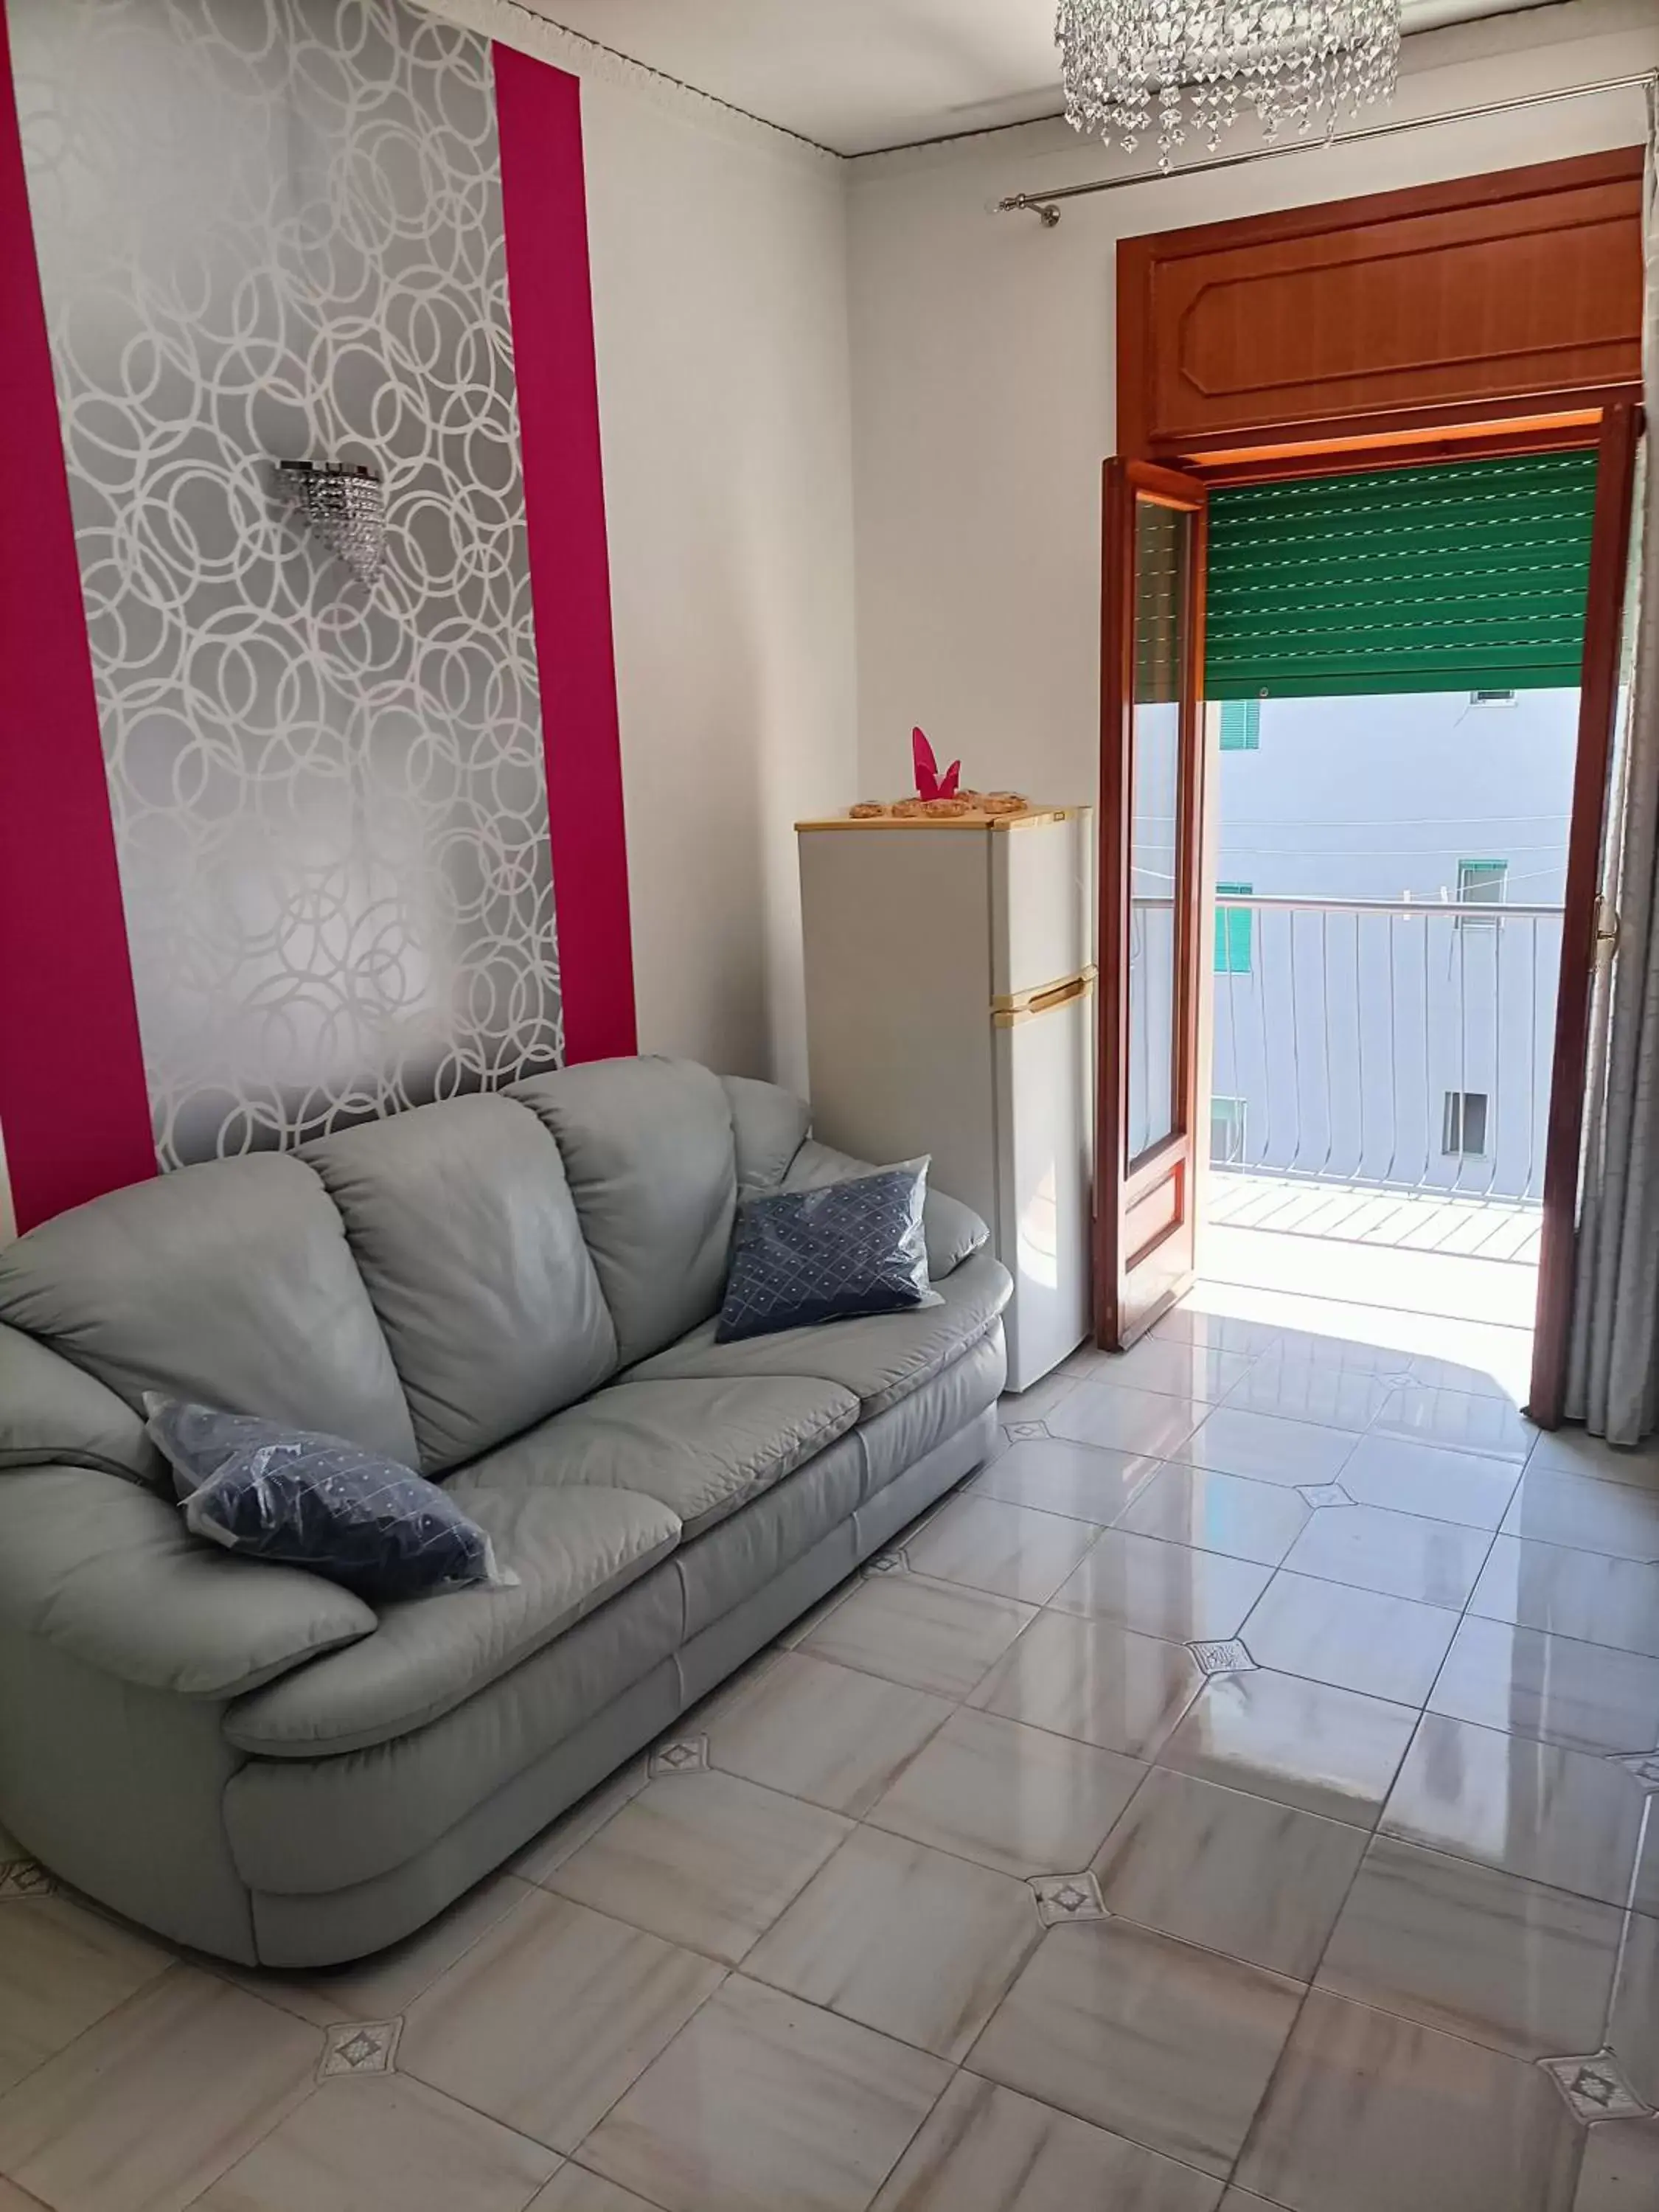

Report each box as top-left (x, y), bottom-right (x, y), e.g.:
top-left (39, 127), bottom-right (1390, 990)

top-left (1099, 150), bottom-right (1646, 1408)
top-left (1095, 460), bottom-right (1209, 1349)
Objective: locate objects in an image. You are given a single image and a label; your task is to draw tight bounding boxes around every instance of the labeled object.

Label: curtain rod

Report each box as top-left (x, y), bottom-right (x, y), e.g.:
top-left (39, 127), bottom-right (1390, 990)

top-left (996, 68), bottom-right (1658, 222)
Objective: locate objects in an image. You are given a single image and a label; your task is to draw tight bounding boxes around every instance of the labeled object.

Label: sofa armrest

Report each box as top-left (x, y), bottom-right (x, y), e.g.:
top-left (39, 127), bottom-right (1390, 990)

top-left (0, 1465), bottom-right (376, 1698)
top-left (0, 1319), bottom-right (163, 1487)
top-left (783, 1138), bottom-right (990, 1280)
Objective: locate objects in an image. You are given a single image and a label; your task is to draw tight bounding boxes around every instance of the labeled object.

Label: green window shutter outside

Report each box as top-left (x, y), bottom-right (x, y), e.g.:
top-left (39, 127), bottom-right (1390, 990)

top-left (1220, 698), bottom-right (1260, 750)
top-left (1457, 858), bottom-right (1507, 926)
top-left (1206, 450), bottom-right (1599, 700)
top-left (1215, 882), bottom-right (1253, 974)
top-left (1458, 858), bottom-right (1507, 898)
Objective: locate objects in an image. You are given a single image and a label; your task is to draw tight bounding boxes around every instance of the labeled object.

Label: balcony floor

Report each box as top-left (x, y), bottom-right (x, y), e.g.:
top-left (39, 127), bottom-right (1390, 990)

top-left (1203, 1169), bottom-right (1540, 1338)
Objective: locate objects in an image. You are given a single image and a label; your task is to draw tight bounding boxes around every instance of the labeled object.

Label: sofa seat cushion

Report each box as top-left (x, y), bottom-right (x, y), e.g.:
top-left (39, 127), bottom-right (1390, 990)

top-left (225, 1486), bottom-right (680, 1759)
top-left (856, 1327), bottom-right (1006, 1499)
top-left (675, 1432), bottom-right (865, 1641)
top-left (223, 1568), bottom-right (686, 1891)
top-left (627, 1251), bottom-right (1012, 1421)
top-left (451, 1375), bottom-right (860, 1540)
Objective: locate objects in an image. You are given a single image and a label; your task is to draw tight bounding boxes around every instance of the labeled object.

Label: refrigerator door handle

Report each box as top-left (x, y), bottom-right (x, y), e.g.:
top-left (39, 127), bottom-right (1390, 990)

top-left (993, 972), bottom-right (1095, 1027)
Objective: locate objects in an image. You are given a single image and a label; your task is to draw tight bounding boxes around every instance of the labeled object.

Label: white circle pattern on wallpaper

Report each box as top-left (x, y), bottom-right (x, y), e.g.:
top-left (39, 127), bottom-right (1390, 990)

top-left (13, 0), bottom-right (562, 1168)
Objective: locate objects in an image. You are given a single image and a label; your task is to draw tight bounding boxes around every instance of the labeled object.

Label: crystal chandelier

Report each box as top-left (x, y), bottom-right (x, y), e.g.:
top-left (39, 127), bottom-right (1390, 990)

top-left (1055, 0), bottom-right (1401, 170)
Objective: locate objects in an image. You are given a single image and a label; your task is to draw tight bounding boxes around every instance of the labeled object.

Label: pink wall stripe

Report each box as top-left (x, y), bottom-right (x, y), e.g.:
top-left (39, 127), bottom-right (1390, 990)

top-left (494, 46), bottom-right (637, 1065)
top-left (0, 0), bottom-right (154, 1234)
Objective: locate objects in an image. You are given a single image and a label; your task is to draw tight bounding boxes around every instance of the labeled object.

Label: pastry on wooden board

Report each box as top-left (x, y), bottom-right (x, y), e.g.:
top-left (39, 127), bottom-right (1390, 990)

top-left (841, 791), bottom-right (1032, 819)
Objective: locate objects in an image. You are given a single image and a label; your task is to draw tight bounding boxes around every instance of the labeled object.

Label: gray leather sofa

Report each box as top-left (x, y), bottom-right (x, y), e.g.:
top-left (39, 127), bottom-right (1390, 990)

top-left (0, 1057), bottom-right (1009, 1967)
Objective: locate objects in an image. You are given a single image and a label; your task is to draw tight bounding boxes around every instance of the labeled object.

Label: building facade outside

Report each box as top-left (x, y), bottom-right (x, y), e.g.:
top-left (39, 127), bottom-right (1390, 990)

top-left (1128, 687), bottom-right (1577, 1203)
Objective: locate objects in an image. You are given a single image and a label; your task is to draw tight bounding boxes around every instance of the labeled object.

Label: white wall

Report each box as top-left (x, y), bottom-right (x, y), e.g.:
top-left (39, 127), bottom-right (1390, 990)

top-left (581, 87), bottom-right (857, 1093)
top-left (438, 0), bottom-right (859, 1096)
top-left (845, 0), bottom-right (1659, 814)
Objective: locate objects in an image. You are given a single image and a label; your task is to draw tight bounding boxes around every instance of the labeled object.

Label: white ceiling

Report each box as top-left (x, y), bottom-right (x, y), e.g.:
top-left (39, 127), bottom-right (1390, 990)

top-left (532, 0), bottom-right (1552, 155)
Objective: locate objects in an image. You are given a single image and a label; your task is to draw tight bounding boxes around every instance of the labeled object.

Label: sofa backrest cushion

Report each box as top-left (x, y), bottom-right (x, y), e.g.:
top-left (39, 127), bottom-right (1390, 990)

top-left (0, 1155), bottom-right (419, 1467)
top-left (723, 1074), bottom-right (810, 1197)
top-left (511, 1057), bottom-right (738, 1368)
top-left (304, 1094), bottom-right (616, 1471)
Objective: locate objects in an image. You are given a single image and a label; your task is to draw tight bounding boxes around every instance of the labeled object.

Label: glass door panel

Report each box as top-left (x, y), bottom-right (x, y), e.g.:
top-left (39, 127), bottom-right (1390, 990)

top-left (1096, 462), bottom-right (1208, 1349)
top-left (1127, 495), bottom-right (1189, 1168)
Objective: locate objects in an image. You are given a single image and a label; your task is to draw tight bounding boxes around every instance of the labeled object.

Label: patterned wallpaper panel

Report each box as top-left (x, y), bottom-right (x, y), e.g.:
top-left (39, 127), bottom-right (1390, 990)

top-left (11, 0), bottom-right (561, 1167)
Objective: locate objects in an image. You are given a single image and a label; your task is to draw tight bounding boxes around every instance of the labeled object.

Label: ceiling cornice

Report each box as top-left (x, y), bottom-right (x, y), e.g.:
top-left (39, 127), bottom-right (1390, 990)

top-left (425, 0), bottom-right (844, 171)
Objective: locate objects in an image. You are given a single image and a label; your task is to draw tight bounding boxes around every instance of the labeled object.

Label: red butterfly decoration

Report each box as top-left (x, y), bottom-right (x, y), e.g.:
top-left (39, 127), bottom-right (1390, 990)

top-left (912, 727), bottom-right (961, 801)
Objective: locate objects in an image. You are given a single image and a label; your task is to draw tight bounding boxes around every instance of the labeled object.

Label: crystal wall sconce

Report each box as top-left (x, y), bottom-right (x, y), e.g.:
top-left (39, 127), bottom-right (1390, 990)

top-left (274, 459), bottom-right (386, 588)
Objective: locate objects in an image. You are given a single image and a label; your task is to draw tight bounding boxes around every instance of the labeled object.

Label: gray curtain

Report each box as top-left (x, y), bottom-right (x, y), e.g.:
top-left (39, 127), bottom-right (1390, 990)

top-left (1565, 88), bottom-right (1659, 1446)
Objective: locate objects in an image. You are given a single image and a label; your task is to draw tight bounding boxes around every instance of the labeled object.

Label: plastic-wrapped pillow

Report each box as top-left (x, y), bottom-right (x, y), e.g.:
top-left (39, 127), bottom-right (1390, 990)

top-left (716, 1157), bottom-right (938, 1342)
top-left (145, 1398), bottom-right (514, 1604)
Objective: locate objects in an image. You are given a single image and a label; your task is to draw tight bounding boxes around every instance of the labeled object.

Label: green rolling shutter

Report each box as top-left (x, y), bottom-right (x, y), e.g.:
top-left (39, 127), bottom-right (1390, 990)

top-left (1205, 450), bottom-right (1599, 700)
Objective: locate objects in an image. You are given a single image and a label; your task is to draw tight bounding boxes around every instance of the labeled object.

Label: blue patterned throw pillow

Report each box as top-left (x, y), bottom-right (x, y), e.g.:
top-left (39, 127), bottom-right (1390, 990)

top-left (717, 1159), bottom-right (934, 1342)
top-left (145, 1399), bottom-right (512, 1604)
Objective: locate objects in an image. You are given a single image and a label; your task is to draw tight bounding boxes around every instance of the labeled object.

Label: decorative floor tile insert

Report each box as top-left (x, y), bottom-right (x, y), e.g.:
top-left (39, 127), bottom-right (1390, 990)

top-left (863, 1548), bottom-right (911, 1576)
top-left (1004, 1421), bottom-right (1048, 1441)
top-left (1613, 1752), bottom-right (1659, 1791)
top-left (1190, 1639), bottom-right (1256, 1676)
top-left (1297, 1483), bottom-right (1353, 1509)
top-left (0, 1860), bottom-right (55, 1902)
top-left (319, 2017), bottom-right (403, 2079)
top-left (1540, 2051), bottom-right (1649, 2124)
top-left (1029, 1872), bottom-right (1107, 1927)
top-left (647, 1736), bottom-right (708, 1778)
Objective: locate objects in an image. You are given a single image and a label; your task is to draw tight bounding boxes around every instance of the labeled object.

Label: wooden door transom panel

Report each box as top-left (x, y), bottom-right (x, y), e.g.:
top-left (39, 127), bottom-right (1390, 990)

top-left (1119, 150), bottom-right (1644, 459)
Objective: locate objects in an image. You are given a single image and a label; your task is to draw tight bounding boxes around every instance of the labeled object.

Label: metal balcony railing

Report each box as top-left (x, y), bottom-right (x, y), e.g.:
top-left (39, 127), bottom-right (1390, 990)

top-left (1128, 894), bottom-right (1566, 1205)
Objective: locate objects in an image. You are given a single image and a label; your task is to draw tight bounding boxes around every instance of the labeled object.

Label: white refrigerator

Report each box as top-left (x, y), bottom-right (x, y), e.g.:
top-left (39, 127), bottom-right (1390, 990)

top-left (796, 806), bottom-right (1094, 1391)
